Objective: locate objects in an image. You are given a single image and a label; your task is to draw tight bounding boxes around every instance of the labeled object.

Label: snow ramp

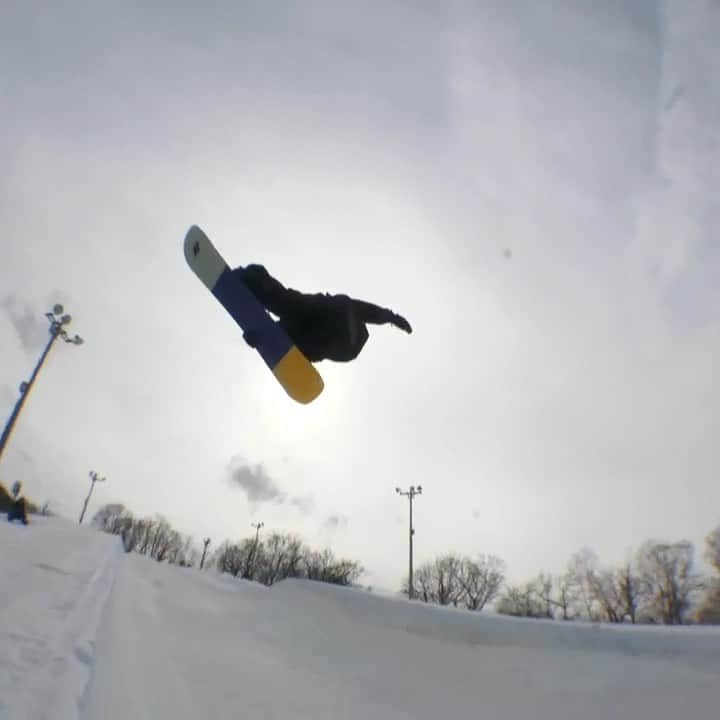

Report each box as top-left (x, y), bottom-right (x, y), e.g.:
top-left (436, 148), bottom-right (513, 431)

top-left (0, 515), bottom-right (122, 720)
top-left (2, 521), bottom-right (719, 720)
top-left (269, 577), bottom-right (720, 671)
top-left (84, 558), bottom-right (718, 720)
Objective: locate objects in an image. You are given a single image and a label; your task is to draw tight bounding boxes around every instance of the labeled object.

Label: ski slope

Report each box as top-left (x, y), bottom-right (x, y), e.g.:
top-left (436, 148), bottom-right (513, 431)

top-left (1, 517), bottom-right (719, 720)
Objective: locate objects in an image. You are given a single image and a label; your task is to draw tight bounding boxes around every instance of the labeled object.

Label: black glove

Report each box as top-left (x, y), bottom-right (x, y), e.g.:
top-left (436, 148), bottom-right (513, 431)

top-left (389, 312), bottom-right (412, 334)
top-left (243, 329), bottom-right (260, 348)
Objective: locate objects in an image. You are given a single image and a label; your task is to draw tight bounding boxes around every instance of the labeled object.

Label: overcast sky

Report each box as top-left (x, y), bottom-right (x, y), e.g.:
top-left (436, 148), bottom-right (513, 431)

top-left (2, 0), bottom-right (718, 591)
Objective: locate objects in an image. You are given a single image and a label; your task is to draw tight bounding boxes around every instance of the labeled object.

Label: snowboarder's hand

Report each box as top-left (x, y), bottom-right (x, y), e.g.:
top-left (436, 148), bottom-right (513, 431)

top-left (390, 312), bottom-right (412, 334)
top-left (243, 329), bottom-right (260, 348)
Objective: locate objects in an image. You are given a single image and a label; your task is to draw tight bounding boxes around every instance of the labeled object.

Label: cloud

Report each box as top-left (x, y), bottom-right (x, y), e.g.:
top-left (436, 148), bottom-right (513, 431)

top-left (1, 295), bottom-right (48, 351)
top-left (227, 457), bottom-right (313, 514)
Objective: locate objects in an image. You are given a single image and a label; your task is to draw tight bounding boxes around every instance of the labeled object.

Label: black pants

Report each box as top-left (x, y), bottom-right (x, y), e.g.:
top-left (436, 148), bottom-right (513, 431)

top-left (8, 497), bottom-right (27, 523)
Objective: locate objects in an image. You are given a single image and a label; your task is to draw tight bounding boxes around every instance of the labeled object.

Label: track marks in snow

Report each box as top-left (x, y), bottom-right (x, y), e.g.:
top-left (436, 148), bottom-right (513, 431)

top-left (0, 517), bottom-right (122, 720)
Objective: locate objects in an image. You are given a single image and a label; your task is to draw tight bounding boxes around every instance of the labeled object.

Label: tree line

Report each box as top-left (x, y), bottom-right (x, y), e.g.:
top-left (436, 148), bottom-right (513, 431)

top-left (404, 525), bottom-right (720, 625)
top-left (91, 503), bottom-right (363, 588)
top-left (91, 502), bottom-right (720, 624)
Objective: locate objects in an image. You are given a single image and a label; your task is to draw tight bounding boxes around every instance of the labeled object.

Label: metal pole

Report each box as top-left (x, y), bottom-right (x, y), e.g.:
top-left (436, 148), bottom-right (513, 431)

top-left (253, 522), bottom-right (264, 547)
top-left (249, 521), bottom-right (264, 578)
top-left (200, 538), bottom-right (211, 570)
top-left (409, 491), bottom-right (414, 598)
top-left (396, 485), bottom-right (422, 599)
top-left (79, 470), bottom-right (105, 524)
top-left (0, 305), bottom-right (83, 465)
top-left (0, 329), bottom-right (60, 461)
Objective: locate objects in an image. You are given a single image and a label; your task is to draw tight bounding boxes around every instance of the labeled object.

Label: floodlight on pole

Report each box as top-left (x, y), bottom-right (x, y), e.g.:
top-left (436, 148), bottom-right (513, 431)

top-left (396, 484), bottom-right (422, 600)
top-left (249, 521), bottom-right (265, 578)
top-left (251, 521), bottom-right (265, 541)
top-left (200, 538), bottom-right (212, 570)
top-left (79, 470), bottom-right (106, 524)
top-left (0, 304), bottom-right (84, 465)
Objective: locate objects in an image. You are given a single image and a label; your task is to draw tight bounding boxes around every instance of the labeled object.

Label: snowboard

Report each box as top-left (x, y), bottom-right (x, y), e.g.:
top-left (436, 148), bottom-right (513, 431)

top-left (183, 225), bottom-right (324, 404)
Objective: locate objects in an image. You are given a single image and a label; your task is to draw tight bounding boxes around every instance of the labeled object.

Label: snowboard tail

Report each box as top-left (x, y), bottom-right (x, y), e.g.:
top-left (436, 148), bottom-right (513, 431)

top-left (183, 225), bottom-right (324, 404)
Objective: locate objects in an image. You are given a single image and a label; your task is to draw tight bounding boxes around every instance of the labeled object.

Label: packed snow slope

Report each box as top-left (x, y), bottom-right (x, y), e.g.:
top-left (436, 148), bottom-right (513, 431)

top-left (1, 517), bottom-right (719, 720)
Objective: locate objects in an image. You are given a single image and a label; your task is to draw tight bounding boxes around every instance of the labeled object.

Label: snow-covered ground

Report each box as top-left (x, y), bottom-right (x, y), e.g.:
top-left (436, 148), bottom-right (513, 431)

top-left (1, 517), bottom-right (719, 720)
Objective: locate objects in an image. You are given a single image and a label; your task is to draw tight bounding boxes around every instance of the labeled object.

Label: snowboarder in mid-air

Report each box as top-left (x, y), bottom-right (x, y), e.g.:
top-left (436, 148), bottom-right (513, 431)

top-left (232, 264), bottom-right (412, 363)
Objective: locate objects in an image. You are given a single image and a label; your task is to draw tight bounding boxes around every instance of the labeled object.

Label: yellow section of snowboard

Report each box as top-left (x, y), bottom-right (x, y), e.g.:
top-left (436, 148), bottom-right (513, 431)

top-left (273, 346), bottom-right (324, 404)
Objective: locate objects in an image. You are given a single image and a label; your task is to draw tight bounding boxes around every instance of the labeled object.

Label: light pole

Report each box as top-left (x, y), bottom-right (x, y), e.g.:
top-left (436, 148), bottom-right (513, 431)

top-left (79, 470), bottom-right (106, 524)
top-left (252, 521), bottom-right (265, 546)
top-left (396, 485), bottom-right (422, 599)
top-left (248, 521), bottom-right (264, 578)
top-left (200, 538), bottom-right (212, 570)
top-left (0, 304), bottom-right (84, 465)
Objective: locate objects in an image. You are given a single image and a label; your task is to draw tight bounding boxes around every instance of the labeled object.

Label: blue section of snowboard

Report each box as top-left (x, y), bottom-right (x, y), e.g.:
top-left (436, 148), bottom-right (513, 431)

top-left (212, 267), bottom-right (291, 370)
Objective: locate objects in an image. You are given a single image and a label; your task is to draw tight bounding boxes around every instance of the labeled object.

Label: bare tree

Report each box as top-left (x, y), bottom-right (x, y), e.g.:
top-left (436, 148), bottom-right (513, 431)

top-left (326, 558), bottom-right (364, 586)
top-left (566, 548), bottom-right (601, 621)
top-left (532, 573), bottom-right (557, 619)
top-left (496, 582), bottom-right (545, 618)
top-left (410, 554), bottom-right (464, 606)
top-left (148, 516), bottom-right (177, 562)
top-left (554, 572), bottom-right (576, 620)
top-left (636, 540), bottom-right (701, 625)
top-left (565, 548), bottom-right (634, 623)
top-left (165, 532), bottom-right (195, 567)
top-left (214, 540), bottom-right (251, 577)
top-left (589, 569), bottom-right (626, 623)
top-left (616, 561), bottom-right (642, 624)
top-left (458, 555), bottom-right (505, 611)
top-left (436, 554), bottom-right (465, 606)
top-left (526, 572), bottom-right (578, 620)
top-left (92, 504), bottom-right (195, 567)
top-left (705, 526), bottom-right (720, 574)
top-left (696, 526), bottom-right (720, 624)
top-left (256, 532), bottom-right (305, 586)
top-left (696, 588), bottom-right (720, 625)
top-left (411, 563), bottom-right (436, 603)
top-left (131, 517), bottom-right (155, 556)
top-left (91, 503), bottom-right (133, 536)
top-left (303, 548), bottom-right (364, 586)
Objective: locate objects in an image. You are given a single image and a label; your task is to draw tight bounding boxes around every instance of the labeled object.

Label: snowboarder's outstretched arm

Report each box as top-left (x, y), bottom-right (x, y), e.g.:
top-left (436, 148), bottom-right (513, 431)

top-left (351, 299), bottom-right (412, 334)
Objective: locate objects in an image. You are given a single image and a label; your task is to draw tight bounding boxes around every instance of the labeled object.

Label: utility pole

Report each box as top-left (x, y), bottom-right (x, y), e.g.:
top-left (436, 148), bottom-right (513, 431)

top-left (396, 485), bottom-right (422, 599)
top-left (249, 521), bottom-right (264, 578)
top-left (252, 521), bottom-right (265, 545)
top-left (199, 538), bottom-right (211, 570)
top-left (0, 304), bottom-right (84, 465)
top-left (79, 470), bottom-right (106, 524)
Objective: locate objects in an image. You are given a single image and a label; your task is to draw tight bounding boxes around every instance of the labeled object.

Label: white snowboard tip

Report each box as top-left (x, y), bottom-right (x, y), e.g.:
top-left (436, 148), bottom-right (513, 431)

top-left (184, 225), bottom-right (228, 290)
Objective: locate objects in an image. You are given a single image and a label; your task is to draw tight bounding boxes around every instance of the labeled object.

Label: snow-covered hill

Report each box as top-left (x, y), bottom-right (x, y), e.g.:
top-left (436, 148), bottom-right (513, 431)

top-left (1, 516), bottom-right (718, 720)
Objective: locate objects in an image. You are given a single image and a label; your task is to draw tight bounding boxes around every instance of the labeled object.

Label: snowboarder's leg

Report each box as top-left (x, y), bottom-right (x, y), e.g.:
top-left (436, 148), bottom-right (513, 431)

top-left (7, 497), bottom-right (27, 523)
top-left (17, 497), bottom-right (27, 523)
top-left (233, 264), bottom-right (294, 317)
